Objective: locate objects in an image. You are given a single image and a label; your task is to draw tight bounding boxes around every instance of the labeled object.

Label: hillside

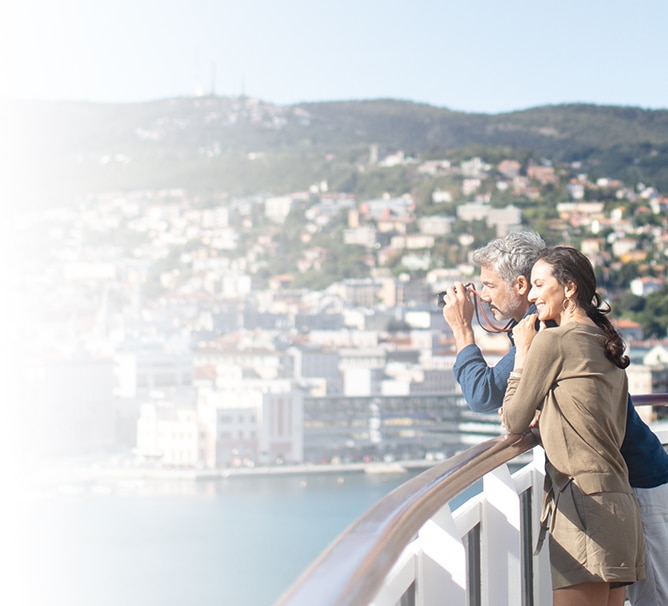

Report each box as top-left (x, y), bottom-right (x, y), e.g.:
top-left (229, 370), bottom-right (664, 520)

top-left (4, 96), bottom-right (668, 200)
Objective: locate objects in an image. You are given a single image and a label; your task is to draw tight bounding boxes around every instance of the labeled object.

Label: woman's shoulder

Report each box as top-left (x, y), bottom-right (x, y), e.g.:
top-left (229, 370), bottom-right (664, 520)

top-left (530, 325), bottom-right (564, 353)
top-left (534, 321), bottom-right (598, 340)
top-left (536, 322), bottom-right (605, 345)
top-left (535, 323), bottom-right (569, 339)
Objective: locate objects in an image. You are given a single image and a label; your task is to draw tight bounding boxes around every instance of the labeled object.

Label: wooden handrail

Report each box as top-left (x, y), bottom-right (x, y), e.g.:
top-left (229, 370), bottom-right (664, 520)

top-left (633, 393), bottom-right (668, 406)
top-left (276, 395), bottom-right (668, 606)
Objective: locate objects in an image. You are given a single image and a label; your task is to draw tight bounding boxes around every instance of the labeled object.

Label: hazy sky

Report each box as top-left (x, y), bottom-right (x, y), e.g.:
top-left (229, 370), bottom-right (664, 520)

top-left (2, 0), bottom-right (667, 114)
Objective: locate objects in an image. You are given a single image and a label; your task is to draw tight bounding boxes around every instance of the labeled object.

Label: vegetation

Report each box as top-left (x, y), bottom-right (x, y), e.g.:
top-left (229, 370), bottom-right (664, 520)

top-left (616, 288), bottom-right (668, 339)
top-left (8, 97), bottom-right (668, 198)
top-left (8, 96), bottom-right (668, 337)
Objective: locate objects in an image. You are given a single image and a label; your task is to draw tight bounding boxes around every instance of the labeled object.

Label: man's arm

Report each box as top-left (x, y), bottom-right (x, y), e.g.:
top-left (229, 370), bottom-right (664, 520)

top-left (453, 343), bottom-right (515, 413)
top-left (621, 394), bottom-right (668, 488)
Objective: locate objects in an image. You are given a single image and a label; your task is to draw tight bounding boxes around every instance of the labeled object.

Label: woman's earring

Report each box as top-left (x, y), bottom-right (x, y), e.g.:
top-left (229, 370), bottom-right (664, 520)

top-left (562, 298), bottom-right (576, 316)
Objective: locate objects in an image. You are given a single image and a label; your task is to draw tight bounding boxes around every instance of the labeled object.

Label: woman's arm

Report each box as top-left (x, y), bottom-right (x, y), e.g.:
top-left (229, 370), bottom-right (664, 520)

top-left (502, 328), bottom-right (562, 433)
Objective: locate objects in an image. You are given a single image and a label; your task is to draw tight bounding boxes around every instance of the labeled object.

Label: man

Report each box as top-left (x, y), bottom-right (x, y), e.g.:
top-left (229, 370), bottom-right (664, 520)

top-left (441, 229), bottom-right (668, 606)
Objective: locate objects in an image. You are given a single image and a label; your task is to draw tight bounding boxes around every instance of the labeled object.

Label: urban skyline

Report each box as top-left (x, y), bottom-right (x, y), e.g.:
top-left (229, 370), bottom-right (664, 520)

top-left (8, 144), bottom-right (668, 474)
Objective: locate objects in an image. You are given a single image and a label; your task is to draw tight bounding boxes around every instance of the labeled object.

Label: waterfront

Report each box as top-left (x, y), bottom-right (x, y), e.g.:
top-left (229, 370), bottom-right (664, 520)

top-left (4, 468), bottom-right (429, 606)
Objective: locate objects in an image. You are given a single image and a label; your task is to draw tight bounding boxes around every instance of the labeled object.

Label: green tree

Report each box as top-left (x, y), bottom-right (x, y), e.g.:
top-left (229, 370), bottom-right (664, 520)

top-left (618, 287), bottom-right (668, 339)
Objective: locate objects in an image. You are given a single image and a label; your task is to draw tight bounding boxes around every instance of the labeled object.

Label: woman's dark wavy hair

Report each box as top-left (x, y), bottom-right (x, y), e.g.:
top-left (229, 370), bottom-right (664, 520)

top-left (535, 246), bottom-right (630, 369)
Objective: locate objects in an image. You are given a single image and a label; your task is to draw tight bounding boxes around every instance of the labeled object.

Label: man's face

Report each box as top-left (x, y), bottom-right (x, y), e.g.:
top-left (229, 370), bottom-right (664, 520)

top-left (478, 265), bottom-right (528, 323)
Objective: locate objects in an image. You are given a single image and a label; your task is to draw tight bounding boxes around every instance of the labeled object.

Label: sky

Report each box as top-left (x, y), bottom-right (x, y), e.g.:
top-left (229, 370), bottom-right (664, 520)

top-left (2, 0), bottom-right (668, 114)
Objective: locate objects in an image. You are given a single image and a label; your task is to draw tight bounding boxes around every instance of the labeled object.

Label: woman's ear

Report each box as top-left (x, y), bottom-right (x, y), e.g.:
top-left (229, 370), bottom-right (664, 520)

top-left (564, 280), bottom-right (577, 300)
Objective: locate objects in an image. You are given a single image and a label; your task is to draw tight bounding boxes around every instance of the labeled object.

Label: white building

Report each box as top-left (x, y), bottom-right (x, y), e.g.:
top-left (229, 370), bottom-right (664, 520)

top-left (390, 234), bottom-right (436, 250)
top-left (136, 374), bottom-right (305, 469)
top-left (460, 157), bottom-right (489, 178)
top-left (197, 379), bottom-right (304, 467)
top-left (343, 226), bottom-right (377, 247)
top-left (630, 277), bottom-right (665, 297)
top-left (264, 195), bottom-right (294, 223)
top-left (487, 205), bottom-right (522, 236)
top-left (611, 237), bottom-right (638, 258)
top-left (114, 344), bottom-right (194, 443)
top-left (342, 367), bottom-right (384, 396)
top-left (221, 274), bottom-right (253, 298)
top-left (431, 188), bottom-right (453, 203)
top-left (627, 345), bottom-right (668, 424)
top-left (456, 202), bottom-right (490, 222)
top-left (115, 345), bottom-right (194, 399)
top-left (136, 403), bottom-right (200, 466)
top-left (418, 215), bottom-right (454, 235)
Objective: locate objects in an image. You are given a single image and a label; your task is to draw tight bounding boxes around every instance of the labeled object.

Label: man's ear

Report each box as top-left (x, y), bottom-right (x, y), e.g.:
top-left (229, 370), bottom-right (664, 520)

top-left (515, 275), bottom-right (530, 295)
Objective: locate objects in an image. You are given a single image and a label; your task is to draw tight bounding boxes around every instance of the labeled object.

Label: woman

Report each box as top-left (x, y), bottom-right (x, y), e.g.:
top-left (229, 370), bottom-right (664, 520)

top-left (502, 246), bottom-right (645, 606)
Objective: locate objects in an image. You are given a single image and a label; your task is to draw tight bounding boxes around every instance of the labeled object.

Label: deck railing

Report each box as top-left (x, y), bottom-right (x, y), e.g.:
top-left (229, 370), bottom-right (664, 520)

top-left (276, 395), bottom-right (668, 606)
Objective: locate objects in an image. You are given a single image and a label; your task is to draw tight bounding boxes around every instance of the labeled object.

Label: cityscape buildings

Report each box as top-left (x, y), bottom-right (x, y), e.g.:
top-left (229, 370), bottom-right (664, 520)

top-left (9, 149), bottom-right (668, 472)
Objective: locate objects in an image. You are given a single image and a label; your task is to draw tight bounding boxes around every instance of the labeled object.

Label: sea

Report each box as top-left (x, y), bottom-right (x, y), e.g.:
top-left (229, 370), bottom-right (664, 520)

top-left (3, 466), bottom-right (460, 606)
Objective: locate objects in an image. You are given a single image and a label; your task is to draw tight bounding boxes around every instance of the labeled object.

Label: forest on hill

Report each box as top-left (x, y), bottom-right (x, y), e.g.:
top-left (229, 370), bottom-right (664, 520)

top-left (4, 96), bottom-right (668, 201)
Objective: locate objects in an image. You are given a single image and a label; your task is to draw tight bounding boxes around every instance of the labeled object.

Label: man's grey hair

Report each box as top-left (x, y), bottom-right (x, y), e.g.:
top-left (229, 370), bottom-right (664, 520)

top-left (472, 230), bottom-right (546, 284)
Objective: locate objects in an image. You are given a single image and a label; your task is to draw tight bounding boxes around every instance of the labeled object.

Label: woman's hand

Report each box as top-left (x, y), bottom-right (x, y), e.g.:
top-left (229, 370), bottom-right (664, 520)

top-left (512, 313), bottom-right (540, 366)
top-left (500, 407), bottom-right (540, 432)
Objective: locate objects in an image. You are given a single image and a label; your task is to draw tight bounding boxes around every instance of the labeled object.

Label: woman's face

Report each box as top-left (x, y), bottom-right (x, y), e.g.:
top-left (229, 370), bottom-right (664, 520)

top-left (528, 259), bottom-right (566, 324)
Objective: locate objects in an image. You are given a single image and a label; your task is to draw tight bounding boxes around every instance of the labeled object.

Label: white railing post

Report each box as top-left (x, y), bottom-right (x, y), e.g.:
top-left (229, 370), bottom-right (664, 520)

top-left (481, 464), bottom-right (521, 606)
top-left (370, 546), bottom-right (418, 606)
top-left (417, 505), bottom-right (467, 606)
top-left (529, 447), bottom-right (552, 604)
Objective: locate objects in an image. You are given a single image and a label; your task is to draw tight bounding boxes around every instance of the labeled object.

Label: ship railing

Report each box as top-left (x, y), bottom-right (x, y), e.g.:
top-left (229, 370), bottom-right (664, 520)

top-left (276, 395), bottom-right (668, 606)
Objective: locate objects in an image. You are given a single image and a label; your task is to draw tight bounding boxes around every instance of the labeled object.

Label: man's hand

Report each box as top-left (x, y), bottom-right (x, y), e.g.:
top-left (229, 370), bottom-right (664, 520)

top-left (441, 282), bottom-right (476, 352)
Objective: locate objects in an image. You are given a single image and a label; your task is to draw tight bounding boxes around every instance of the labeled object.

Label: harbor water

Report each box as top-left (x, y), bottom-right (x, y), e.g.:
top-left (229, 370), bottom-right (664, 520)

top-left (5, 468), bottom-right (439, 606)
